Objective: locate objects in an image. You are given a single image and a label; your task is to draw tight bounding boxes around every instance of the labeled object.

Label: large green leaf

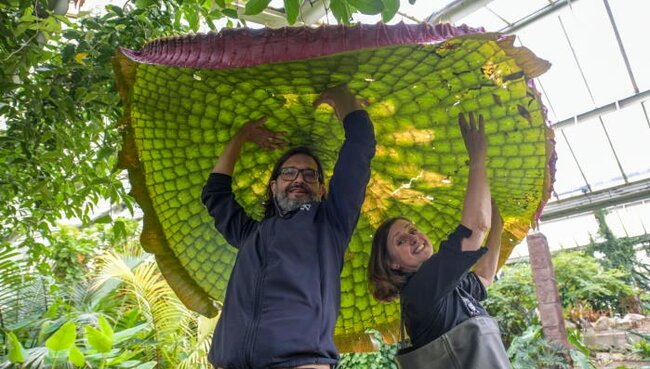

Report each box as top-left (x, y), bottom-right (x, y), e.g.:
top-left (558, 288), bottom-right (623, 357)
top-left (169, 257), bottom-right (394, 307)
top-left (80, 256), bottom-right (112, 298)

top-left (380, 0), bottom-right (399, 22)
top-left (114, 24), bottom-right (553, 351)
top-left (7, 331), bottom-right (26, 363)
top-left (85, 325), bottom-right (113, 353)
top-left (348, 0), bottom-right (384, 15)
top-left (46, 321), bottom-right (77, 352)
top-left (284, 0), bottom-right (300, 24)
top-left (69, 345), bottom-right (86, 367)
top-left (244, 0), bottom-right (272, 15)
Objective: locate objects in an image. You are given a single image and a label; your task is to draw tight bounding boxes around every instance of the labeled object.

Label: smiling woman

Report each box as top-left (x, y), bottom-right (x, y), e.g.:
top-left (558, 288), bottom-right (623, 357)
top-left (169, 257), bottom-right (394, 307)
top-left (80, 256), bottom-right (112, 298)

top-left (368, 112), bottom-right (511, 368)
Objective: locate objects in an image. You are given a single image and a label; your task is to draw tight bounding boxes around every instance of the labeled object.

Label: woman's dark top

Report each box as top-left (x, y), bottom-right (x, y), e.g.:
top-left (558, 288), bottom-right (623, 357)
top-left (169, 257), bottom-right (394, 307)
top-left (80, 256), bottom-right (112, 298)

top-left (400, 225), bottom-right (489, 349)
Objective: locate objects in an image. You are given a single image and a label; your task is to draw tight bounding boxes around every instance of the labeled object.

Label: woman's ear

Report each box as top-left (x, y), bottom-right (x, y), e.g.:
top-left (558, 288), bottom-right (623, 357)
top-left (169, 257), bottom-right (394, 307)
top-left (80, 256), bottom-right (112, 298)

top-left (391, 263), bottom-right (400, 271)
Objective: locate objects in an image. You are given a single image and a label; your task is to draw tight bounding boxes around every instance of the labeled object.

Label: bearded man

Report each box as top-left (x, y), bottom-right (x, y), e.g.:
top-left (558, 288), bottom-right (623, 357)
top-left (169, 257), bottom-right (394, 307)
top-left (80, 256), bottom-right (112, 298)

top-left (201, 85), bottom-right (376, 369)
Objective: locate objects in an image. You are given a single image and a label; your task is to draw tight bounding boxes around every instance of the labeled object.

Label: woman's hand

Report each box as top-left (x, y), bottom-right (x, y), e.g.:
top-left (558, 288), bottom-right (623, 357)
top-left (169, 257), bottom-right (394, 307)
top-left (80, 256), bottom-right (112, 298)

top-left (459, 112), bottom-right (487, 165)
top-left (458, 111), bottom-right (491, 251)
top-left (490, 198), bottom-right (503, 231)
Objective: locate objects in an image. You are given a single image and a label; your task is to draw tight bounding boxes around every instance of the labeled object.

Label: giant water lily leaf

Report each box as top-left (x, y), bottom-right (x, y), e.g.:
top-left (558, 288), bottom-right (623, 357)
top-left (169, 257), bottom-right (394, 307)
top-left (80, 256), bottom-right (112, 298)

top-left (113, 23), bottom-right (555, 351)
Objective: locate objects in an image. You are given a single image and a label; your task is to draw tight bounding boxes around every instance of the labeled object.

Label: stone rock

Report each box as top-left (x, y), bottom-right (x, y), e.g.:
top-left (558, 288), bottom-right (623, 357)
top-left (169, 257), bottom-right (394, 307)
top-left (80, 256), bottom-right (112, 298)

top-left (564, 319), bottom-right (577, 329)
top-left (583, 330), bottom-right (635, 351)
top-left (594, 316), bottom-right (616, 331)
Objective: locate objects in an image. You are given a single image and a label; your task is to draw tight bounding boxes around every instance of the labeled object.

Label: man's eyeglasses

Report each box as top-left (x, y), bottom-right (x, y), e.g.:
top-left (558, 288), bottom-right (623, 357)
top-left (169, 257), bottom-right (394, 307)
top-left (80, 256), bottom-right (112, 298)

top-left (278, 167), bottom-right (320, 183)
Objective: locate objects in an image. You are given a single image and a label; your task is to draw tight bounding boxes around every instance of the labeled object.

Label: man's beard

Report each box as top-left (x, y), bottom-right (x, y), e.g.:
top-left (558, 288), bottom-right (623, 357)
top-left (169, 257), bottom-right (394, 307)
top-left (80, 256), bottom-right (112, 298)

top-left (274, 184), bottom-right (319, 213)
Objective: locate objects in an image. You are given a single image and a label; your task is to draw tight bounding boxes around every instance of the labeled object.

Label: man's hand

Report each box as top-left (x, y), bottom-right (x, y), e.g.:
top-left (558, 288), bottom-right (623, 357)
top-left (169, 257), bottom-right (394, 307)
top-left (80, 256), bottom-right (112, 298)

top-left (211, 117), bottom-right (286, 175)
top-left (313, 84), bottom-right (365, 121)
top-left (238, 117), bottom-right (287, 151)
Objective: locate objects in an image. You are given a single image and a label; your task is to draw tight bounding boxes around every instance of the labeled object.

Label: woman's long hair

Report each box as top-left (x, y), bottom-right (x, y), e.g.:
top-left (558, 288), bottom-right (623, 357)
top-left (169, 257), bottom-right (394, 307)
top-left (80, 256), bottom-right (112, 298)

top-left (368, 216), bottom-right (410, 302)
top-left (263, 146), bottom-right (325, 218)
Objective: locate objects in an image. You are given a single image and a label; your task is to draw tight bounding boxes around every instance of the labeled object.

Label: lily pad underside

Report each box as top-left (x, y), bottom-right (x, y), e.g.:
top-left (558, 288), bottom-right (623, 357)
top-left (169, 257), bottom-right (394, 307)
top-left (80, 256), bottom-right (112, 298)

top-left (113, 23), bottom-right (555, 352)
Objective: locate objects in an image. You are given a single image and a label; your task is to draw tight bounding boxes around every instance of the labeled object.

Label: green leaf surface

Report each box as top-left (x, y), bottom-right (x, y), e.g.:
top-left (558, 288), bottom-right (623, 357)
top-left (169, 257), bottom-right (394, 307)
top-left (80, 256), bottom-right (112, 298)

top-left (223, 8), bottom-right (238, 18)
top-left (330, 0), bottom-right (351, 24)
top-left (284, 0), bottom-right (300, 24)
top-left (113, 323), bottom-right (150, 344)
top-left (115, 30), bottom-right (553, 351)
top-left (97, 314), bottom-right (114, 340)
top-left (85, 325), bottom-right (113, 353)
top-left (348, 0), bottom-right (383, 15)
top-left (134, 362), bottom-right (158, 369)
top-left (7, 331), bottom-right (26, 363)
top-left (69, 345), bottom-right (86, 367)
top-left (46, 321), bottom-right (77, 352)
top-left (380, 0), bottom-right (399, 22)
top-left (244, 0), bottom-right (272, 15)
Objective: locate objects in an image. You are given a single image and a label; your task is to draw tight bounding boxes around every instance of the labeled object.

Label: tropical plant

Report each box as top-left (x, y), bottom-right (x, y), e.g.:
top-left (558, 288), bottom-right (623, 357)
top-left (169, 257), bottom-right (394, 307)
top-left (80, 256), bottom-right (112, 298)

top-left (483, 262), bottom-right (539, 347)
top-left (338, 330), bottom-right (398, 369)
top-left (633, 337), bottom-right (650, 359)
top-left (484, 250), bottom-right (637, 346)
top-left (552, 250), bottom-right (636, 315)
top-left (587, 210), bottom-right (650, 306)
top-left (507, 325), bottom-right (571, 369)
top-left (1, 219), bottom-right (217, 368)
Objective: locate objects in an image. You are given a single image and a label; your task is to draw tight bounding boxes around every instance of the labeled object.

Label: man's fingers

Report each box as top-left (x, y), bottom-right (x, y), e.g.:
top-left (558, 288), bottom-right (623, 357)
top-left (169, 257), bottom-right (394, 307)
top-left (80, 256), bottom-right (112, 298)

top-left (250, 117), bottom-right (268, 128)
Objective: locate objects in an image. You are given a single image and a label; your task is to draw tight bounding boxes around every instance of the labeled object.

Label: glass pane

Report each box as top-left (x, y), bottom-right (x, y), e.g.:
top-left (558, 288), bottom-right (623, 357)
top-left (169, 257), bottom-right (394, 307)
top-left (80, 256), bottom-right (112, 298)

top-left (508, 212), bottom-right (601, 260)
top-left (559, 0), bottom-right (634, 106)
top-left (601, 104), bottom-right (650, 182)
top-left (550, 130), bottom-right (588, 199)
top-left (561, 117), bottom-right (626, 191)
top-left (606, 203), bottom-right (648, 238)
top-left (485, 0), bottom-right (551, 27)
top-left (400, 0), bottom-right (450, 23)
top-left (458, 7), bottom-right (508, 30)
top-left (514, 16), bottom-right (593, 123)
top-left (608, 0), bottom-right (650, 92)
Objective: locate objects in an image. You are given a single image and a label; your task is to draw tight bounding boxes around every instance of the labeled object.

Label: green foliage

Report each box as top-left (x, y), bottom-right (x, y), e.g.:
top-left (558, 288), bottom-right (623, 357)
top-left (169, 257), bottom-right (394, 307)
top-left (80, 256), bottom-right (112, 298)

top-left (0, 220), bottom-right (217, 368)
top-left (6, 331), bottom-right (26, 363)
top-left (50, 225), bottom-right (97, 287)
top-left (330, 0), bottom-right (353, 23)
top-left (484, 250), bottom-right (636, 346)
top-left (483, 262), bottom-right (538, 347)
top-left (633, 338), bottom-right (650, 359)
top-left (507, 325), bottom-right (570, 369)
top-left (245, 0), bottom-right (272, 15)
top-left (380, 0), bottom-right (399, 22)
top-left (45, 321), bottom-right (76, 352)
top-left (587, 210), bottom-right (650, 296)
top-left (85, 316), bottom-right (113, 353)
top-left (1, 1), bottom-right (195, 273)
top-left (284, 0), bottom-right (300, 25)
top-left (348, 0), bottom-right (384, 15)
top-left (553, 251), bottom-right (635, 313)
top-left (338, 330), bottom-right (398, 369)
top-left (567, 329), bottom-right (597, 369)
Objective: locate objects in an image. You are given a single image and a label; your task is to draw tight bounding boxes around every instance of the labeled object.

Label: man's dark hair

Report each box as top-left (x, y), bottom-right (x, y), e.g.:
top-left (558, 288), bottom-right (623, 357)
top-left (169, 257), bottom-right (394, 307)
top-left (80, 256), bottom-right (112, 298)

top-left (263, 146), bottom-right (325, 218)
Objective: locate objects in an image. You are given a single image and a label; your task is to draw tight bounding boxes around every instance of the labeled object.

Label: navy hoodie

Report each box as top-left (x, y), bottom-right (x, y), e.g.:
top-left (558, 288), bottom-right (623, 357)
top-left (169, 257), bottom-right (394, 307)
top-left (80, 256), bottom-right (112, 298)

top-left (201, 110), bottom-right (375, 369)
